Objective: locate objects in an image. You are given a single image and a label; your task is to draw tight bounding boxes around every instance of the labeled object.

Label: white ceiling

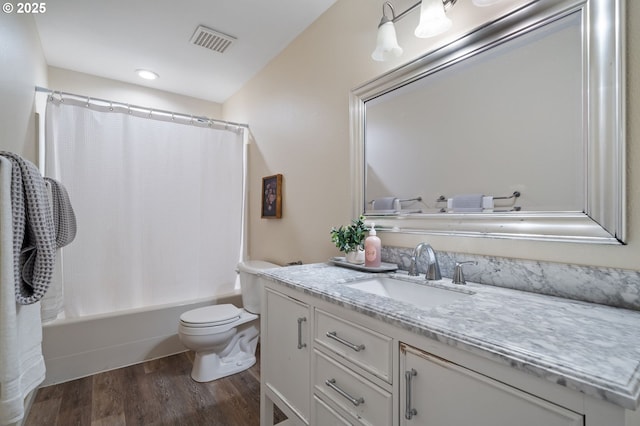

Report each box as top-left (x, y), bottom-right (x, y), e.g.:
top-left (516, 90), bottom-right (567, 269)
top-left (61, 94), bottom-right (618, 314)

top-left (34, 0), bottom-right (337, 104)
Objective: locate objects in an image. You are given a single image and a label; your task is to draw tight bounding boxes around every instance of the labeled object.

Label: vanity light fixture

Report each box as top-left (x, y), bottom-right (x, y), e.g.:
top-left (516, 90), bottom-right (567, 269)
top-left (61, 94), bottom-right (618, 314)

top-left (136, 69), bottom-right (159, 80)
top-left (371, 2), bottom-right (404, 61)
top-left (371, 0), bottom-right (503, 61)
top-left (414, 0), bottom-right (453, 38)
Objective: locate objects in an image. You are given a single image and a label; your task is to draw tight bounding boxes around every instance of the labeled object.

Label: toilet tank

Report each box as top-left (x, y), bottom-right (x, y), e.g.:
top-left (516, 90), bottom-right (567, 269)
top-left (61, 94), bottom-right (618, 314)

top-left (237, 260), bottom-right (280, 314)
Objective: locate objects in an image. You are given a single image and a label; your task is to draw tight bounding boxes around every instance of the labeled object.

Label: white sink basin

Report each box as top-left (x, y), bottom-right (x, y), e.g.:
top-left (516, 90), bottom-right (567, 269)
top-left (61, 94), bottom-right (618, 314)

top-left (345, 276), bottom-right (472, 309)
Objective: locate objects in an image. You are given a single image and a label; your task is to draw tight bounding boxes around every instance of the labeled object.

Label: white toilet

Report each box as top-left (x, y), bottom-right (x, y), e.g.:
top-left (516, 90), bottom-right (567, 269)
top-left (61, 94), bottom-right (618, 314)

top-left (178, 260), bottom-right (279, 382)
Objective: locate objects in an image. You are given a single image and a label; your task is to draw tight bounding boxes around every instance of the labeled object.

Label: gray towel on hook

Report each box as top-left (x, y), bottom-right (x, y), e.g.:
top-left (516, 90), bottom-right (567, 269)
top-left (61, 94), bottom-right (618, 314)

top-left (44, 177), bottom-right (77, 247)
top-left (0, 151), bottom-right (57, 305)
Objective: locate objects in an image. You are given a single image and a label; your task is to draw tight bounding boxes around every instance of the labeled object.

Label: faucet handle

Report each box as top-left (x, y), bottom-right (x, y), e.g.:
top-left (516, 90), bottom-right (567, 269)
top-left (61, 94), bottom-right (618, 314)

top-left (452, 261), bottom-right (478, 285)
top-left (408, 255), bottom-right (419, 276)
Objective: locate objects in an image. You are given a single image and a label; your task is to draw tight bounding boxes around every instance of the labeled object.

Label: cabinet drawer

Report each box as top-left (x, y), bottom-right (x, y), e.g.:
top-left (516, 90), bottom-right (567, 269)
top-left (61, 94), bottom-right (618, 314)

top-left (315, 309), bottom-right (392, 382)
top-left (314, 395), bottom-right (355, 426)
top-left (314, 350), bottom-right (392, 426)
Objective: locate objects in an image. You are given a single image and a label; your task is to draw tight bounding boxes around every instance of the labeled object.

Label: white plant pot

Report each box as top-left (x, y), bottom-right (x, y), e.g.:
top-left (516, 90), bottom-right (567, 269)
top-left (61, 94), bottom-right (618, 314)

top-left (345, 249), bottom-right (365, 265)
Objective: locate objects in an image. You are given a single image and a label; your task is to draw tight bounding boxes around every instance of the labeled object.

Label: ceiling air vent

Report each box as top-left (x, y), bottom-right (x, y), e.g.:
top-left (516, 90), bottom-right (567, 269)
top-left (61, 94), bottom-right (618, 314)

top-left (190, 25), bottom-right (236, 54)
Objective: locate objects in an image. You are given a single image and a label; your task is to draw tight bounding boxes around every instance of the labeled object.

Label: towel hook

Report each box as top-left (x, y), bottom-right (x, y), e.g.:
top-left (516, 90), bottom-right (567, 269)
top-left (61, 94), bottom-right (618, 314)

top-left (494, 191), bottom-right (521, 200)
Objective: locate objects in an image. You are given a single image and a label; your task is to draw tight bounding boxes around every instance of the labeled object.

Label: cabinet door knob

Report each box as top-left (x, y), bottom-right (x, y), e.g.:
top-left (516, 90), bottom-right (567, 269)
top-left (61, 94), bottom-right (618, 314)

top-left (325, 378), bottom-right (365, 406)
top-left (405, 368), bottom-right (418, 419)
top-left (297, 317), bottom-right (307, 349)
top-left (326, 331), bottom-right (365, 352)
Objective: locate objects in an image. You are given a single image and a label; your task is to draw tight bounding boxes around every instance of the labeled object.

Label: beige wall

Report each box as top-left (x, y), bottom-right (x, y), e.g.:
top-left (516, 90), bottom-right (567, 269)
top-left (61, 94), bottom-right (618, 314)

top-left (0, 13), bottom-right (47, 163)
top-left (225, 0), bottom-right (640, 270)
top-left (3, 1), bottom-right (638, 271)
top-left (48, 67), bottom-right (223, 119)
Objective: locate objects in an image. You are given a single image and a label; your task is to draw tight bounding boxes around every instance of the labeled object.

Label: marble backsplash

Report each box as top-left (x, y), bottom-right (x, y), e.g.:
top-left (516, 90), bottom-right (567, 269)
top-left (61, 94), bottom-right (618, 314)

top-left (381, 246), bottom-right (640, 311)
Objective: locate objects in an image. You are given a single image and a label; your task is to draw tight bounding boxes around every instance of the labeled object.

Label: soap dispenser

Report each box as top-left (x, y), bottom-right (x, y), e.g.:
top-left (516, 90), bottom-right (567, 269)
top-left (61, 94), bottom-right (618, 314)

top-left (364, 223), bottom-right (382, 268)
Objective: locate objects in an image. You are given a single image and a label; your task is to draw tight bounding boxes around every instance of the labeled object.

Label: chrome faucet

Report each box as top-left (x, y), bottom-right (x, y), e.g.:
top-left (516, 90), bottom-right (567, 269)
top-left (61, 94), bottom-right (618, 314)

top-left (408, 243), bottom-right (441, 281)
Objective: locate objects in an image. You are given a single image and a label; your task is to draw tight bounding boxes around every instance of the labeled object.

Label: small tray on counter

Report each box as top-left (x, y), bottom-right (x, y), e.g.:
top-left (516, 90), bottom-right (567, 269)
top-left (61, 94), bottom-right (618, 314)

top-left (329, 257), bottom-right (398, 272)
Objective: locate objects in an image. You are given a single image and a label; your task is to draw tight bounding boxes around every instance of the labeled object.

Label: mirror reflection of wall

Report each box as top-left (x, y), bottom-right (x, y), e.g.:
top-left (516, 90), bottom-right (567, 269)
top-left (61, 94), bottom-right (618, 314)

top-left (365, 12), bottom-right (583, 214)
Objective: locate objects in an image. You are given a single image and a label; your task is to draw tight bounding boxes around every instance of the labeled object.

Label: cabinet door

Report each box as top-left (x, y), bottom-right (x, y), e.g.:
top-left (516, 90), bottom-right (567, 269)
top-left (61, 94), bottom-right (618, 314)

top-left (263, 288), bottom-right (311, 423)
top-left (400, 344), bottom-right (584, 426)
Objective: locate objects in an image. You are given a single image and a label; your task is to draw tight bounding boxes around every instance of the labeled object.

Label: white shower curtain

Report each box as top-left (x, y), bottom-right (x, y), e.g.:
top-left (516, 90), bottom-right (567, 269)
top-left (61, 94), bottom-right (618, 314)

top-left (44, 96), bottom-right (245, 318)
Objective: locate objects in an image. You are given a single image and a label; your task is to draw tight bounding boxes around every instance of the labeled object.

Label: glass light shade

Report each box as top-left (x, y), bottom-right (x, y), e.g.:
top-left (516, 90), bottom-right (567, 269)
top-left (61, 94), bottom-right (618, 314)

top-left (371, 20), bottom-right (403, 62)
top-left (414, 0), bottom-right (452, 38)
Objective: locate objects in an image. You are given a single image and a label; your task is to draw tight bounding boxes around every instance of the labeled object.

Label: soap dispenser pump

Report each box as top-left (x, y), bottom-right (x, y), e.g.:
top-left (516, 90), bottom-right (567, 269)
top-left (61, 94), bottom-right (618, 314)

top-left (364, 223), bottom-right (382, 268)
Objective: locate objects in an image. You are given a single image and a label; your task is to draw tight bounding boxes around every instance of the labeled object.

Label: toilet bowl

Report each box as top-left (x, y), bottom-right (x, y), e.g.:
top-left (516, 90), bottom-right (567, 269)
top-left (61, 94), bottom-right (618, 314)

top-left (178, 260), bottom-right (279, 382)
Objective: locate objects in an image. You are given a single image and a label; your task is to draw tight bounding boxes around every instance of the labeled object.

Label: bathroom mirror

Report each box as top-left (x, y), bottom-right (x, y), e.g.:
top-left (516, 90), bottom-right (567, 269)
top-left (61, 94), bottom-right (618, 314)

top-left (350, 0), bottom-right (625, 244)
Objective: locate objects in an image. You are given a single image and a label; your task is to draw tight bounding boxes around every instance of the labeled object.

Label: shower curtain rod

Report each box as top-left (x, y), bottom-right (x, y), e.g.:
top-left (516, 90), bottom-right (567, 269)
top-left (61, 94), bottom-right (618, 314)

top-left (35, 85), bottom-right (250, 131)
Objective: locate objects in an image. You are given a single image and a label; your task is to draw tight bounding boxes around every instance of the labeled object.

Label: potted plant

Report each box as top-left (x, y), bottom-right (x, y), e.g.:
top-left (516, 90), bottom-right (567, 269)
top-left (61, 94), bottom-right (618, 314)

top-left (330, 215), bottom-right (368, 264)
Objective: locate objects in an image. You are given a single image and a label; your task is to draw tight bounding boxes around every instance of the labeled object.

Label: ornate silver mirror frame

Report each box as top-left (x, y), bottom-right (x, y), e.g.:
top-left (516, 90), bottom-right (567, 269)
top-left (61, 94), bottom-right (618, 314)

top-left (350, 0), bottom-right (625, 244)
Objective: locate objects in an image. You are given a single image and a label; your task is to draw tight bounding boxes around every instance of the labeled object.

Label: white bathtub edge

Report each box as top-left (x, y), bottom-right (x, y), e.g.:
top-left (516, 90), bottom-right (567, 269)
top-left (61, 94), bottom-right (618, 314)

top-left (41, 293), bottom-right (243, 386)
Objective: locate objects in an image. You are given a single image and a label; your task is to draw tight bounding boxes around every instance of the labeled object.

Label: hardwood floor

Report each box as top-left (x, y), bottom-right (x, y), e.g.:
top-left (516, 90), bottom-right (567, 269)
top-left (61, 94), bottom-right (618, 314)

top-left (25, 350), bottom-right (285, 426)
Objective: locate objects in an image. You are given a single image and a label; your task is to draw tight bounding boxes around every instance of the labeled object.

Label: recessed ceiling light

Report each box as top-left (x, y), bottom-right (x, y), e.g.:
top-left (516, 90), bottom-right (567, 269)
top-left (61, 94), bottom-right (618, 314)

top-left (136, 69), bottom-right (159, 80)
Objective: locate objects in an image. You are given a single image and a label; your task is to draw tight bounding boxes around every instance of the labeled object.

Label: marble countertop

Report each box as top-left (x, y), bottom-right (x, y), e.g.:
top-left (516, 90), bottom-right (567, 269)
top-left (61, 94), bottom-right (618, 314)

top-left (259, 263), bottom-right (640, 410)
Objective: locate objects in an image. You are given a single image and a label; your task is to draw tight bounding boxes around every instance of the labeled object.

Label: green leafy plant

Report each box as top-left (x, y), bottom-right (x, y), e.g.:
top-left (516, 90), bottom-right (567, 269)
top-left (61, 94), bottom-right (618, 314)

top-left (330, 215), bottom-right (368, 253)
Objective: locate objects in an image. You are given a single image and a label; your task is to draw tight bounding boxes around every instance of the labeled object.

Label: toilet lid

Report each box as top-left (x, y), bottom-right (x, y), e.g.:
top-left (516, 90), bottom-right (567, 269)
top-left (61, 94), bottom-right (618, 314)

top-left (179, 304), bottom-right (241, 327)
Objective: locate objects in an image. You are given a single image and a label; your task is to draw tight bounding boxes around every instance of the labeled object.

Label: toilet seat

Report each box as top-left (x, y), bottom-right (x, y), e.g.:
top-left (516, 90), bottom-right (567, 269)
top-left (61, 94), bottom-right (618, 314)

top-left (179, 305), bottom-right (258, 337)
top-left (180, 304), bottom-right (241, 328)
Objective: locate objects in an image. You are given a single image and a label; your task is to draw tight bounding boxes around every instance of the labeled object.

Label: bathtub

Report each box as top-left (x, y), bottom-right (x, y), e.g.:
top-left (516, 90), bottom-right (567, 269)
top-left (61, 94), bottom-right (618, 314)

top-left (40, 292), bottom-right (243, 386)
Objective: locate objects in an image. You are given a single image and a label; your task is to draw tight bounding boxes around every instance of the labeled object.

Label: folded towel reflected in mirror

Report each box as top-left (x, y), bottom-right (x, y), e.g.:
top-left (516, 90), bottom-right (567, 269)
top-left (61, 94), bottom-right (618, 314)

top-left (449, 194), bottom-right (484, 212)
top-left (371, 197), bottom-right (400, 211)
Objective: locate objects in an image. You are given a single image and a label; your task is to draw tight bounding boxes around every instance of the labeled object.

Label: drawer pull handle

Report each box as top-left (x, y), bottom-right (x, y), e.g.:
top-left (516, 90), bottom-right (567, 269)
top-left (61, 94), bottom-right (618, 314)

top-left (297, 317), bottom-right (307, 349)
top-left (326, 331), bottom-right (365, 352)
top-left (325, 378), bottom-right (365, 406)
top-left (405, 368), bottom-right (418, 420)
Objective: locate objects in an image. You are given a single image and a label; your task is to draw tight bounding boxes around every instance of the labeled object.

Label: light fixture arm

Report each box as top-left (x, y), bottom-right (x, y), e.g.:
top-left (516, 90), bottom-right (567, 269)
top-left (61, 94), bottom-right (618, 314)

top-left (378, 2), bottom-right (396, 26)
top-left (389, 0), bottom-right (457, 23)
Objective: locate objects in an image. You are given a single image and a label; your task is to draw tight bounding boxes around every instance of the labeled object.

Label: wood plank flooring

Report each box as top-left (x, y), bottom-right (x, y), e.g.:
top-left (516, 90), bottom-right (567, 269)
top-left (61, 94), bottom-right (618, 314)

top-left (25, 350), bottom-right (285, 426)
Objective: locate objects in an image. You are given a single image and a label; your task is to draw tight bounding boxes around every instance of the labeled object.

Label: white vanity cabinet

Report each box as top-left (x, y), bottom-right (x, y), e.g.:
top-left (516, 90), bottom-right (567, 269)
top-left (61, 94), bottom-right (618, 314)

top-left (399, 343), bottom-right (584, 426)
top-left (260, 276), bottom-right (640, 426)
top-left (261, 280), bottom-right (395, 426)
top-left (261, 287), bottom-right (311, 425)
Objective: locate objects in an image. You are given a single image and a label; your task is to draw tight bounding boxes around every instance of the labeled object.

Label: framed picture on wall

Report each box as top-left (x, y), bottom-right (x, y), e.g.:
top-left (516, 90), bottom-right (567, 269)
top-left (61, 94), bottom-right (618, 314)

top-left (261, 174), bottom-right (282, 219)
